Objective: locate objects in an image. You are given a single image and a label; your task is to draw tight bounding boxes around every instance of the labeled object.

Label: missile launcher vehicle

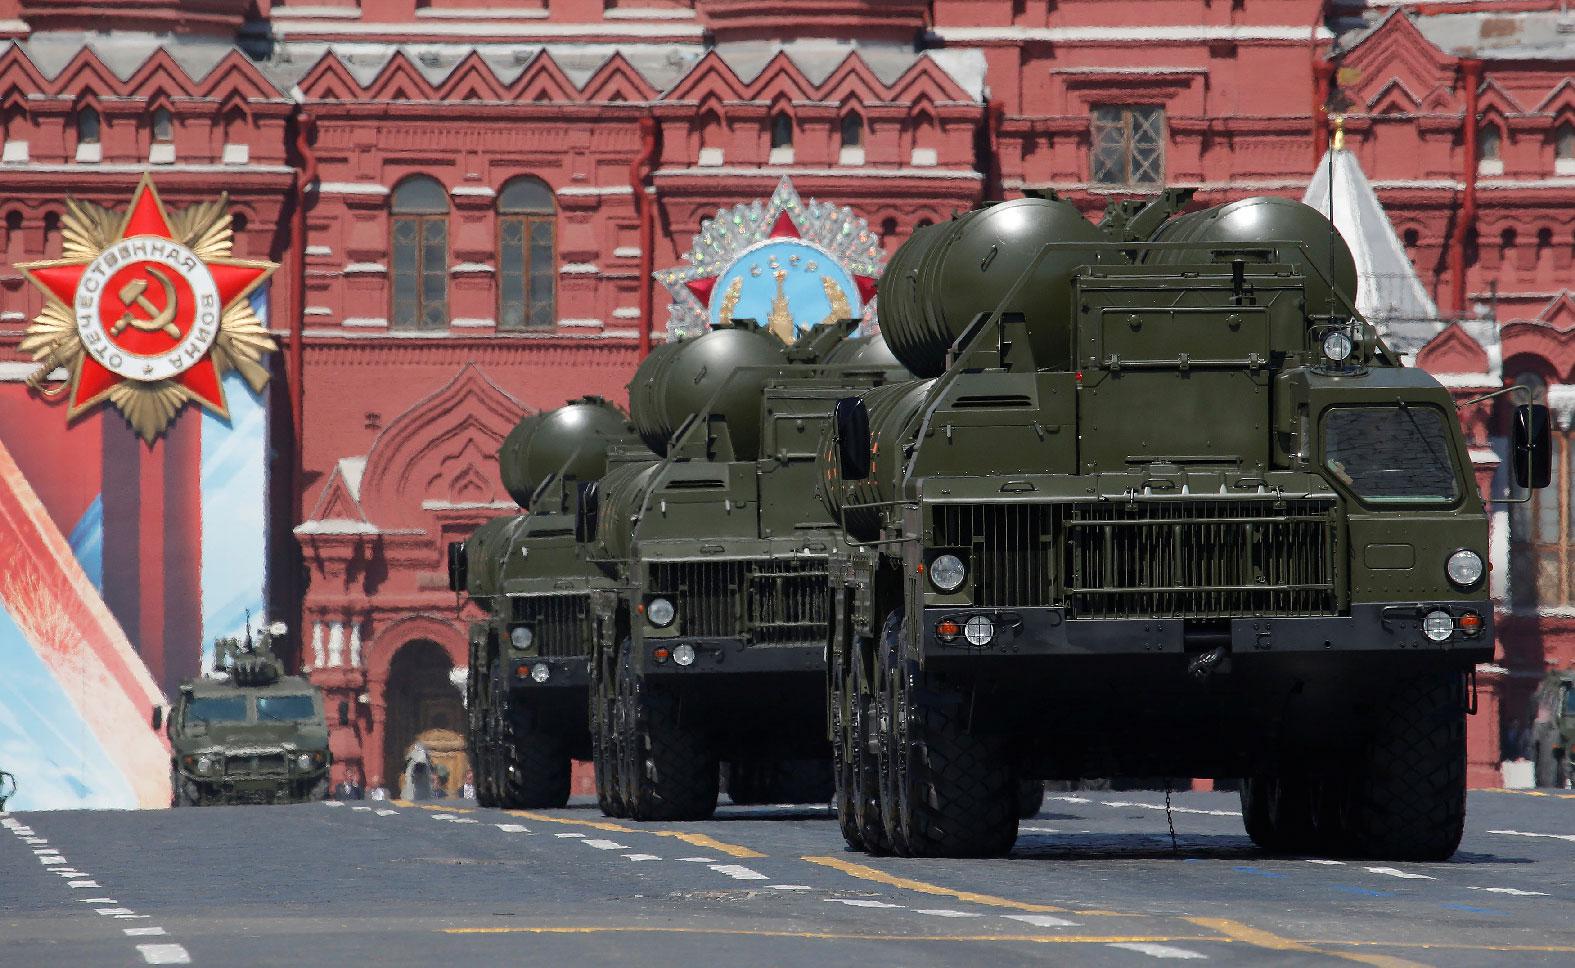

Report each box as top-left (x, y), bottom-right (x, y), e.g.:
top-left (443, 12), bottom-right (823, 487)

top-left (450, 397), bottom-right (644, 808)
top-left (582, 321), bottom-right (908, 820)
top-left (820, 190), bottom-right (1551, 861)
top-left (161, 625), bottom-right (331, 806)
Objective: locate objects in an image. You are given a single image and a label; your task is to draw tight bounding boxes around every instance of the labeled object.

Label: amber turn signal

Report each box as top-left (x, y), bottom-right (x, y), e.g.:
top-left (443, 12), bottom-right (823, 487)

top-left (653, 647), bottom-right (671, 663)
top-left (936, 619), bottom-right (961, 641)
top-left (1458, 611), bottom-right (1483, 637)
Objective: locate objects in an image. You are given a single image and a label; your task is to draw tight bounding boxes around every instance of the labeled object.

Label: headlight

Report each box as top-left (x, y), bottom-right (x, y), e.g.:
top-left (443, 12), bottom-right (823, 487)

top-left (673, 643), bottom-right (696, 667)
top-left (530, 662), bottom-right (550, 683)
top-left (296, 753), bottom-right (313, 771)
top-left (1322, 330), bottom-right (1354, 362)
top-left (510, 626), bottom-right (533, 650)
top-left (963, 615), bottom-right (995, 646)
top-left (930, 554), bottom-right (966, 593)
top-left (1446, 549), bottom-right (1484, 589)
top-left (1422, 610), bottom-right (1454, 642)
top-left (647, 597), bottom-right (676, 628)
top-left (196, 755), bottom-right (215, 774)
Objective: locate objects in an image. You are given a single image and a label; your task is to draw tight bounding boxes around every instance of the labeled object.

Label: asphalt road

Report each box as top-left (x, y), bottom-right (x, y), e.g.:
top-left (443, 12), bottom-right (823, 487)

top-left (2, 787), bottom-right (1572, 967)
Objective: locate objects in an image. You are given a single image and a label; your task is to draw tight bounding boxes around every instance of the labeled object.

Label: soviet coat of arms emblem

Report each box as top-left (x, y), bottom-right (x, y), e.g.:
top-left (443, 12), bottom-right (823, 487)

top-left (15, 175), bottom-right (279, 441)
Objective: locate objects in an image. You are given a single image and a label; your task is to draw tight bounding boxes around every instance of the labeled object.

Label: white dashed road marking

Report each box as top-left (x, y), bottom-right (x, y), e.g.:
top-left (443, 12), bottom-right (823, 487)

top-left (555, 833), bottom-right (584, 839)
top-left (1108, 941), bottom-right (1208, 960)
top-left (1466, 886), bottom-right (1549, 897)
top-left (495, 824), bottom-right (530, 833)
top-left (770, 885), bottom-right (814, 891)
top-left (375, 810), bottom-right (399, 817)
top-left (125, 927), bottom-right (168, 937)
top-left (623, 854), bottom-right (662, 862)
top-left (68, 880), bottom-right (101, 888)
top-left (915, 909), bottom-right (982, 918)
top-left (678, 856), bottom-right (717, 862)
top-left (830, 899), bottom-right (901, 909)
top-left (1003, 914), bottom-right (1080, 928)
top-left (136, 942), bottom-right (192, 965)
top-left (1305, 859), bottom-right (1345, 865)
top-left (1364, 867), bottom-right (1433, 880)
top-left (582, 839), bottom-right (630, 850)
top-left (323, 800), bottom-right (344, 807)
top-left (1488, 829), bottom-right (1575, 844)
top-left (710, 864), bottom-right (768, 881)
top-left (96, 908), bottom-right (136, 916)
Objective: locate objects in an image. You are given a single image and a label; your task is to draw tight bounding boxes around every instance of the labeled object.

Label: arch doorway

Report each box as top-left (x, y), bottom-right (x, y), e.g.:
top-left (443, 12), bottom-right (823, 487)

top-left (383, 639), bottom-right (466, 792)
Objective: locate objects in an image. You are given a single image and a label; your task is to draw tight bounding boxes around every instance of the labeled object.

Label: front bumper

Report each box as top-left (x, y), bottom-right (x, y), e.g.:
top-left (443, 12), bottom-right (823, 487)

top-left (639, 637), bottom-right (824, 676)
top-left (508, 656), bottom-right (590, 690)
top-left (920, 602), bottom-right (1494, 660)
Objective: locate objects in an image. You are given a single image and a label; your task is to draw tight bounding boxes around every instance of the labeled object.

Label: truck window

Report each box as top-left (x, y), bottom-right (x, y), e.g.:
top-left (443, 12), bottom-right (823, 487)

top-left (1322, 406), bottom-right (1460, 505)
top-left (186, 695), bottom-right (247, 723)
top-left (255, 694), bottom-right (317, 722)
top-left (1564, 686), bottom-right (1575, 717)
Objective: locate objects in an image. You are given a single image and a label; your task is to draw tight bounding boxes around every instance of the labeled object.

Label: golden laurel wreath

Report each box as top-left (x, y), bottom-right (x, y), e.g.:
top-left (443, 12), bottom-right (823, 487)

top-left (16, 177), bottom-right (279, 442)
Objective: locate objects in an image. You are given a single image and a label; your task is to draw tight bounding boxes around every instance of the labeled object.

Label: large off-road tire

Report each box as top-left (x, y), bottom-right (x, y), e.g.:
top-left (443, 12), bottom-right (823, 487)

top-left (308, 776), bottom-right (330, 802)
top-left (1345, 673), bottom-right (1467, 862)
top-left (1240, 776), bottom-right (1321, 854)
top-left (880, 617), bottom-right (1017, 858)
top-left (590, 644), bottom-right (628, 818)
top-left (831, 648), bottom-right (864, 849)
top-left (1017, 778), bottom-right (1045, 819)
top-left (616, 638), bottom-right (718, 821)
top-left (492, 659), bottom-right (572, 809)
top-left (172, 772), bottom-right (201, 807)
top-left (471, 664), bottom-right (499, 808)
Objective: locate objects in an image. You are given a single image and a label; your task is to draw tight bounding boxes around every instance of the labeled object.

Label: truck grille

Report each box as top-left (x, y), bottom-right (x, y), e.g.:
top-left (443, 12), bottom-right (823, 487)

top-left (649, 558), bottom-right (831, 645)
top-left (511, 594), bottom-right (592, 658)
top-left (227, 753), bottom-right (287, 776)
top-left (931, 499), bottom-right (1340, 618)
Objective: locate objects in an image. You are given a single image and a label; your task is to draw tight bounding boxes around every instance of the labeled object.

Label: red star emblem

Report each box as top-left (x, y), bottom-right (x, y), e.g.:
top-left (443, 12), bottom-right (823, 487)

top-left (16, 175), bottom-right (277, 435)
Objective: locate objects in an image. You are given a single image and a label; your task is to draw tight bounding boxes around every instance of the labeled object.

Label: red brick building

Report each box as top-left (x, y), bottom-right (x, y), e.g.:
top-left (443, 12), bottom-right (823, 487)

top-left (1, 0), bottom-right (1571, 789)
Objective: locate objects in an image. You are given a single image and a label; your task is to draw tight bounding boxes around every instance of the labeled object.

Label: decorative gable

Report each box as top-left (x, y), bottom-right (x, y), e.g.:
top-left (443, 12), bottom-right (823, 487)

top-left (1416, 322), bottom-right (1491, 374)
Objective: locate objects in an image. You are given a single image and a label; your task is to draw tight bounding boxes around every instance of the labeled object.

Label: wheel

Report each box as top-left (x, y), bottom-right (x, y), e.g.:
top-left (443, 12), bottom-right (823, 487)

top-left (831, 645), bottom-right (866, 849)
top-left (493, 659), bottom-right (572, 809)
top-left (880, 615), bottom-right (1017, 859)
top-left (1345, 672), bottom-right (1467, 861)
top-left (1017, 778), bottom-right (1045, 820)
top-left (847, 637), bottom-right (891, 854)
top-left (1240, 776), bottom-right (1320, 854)
top-left (590, 645), bottom-right (627, 818)
top-left (173, 775), bottom-right (202, 807)
top-left (615, 637), bottom-right (717, 821)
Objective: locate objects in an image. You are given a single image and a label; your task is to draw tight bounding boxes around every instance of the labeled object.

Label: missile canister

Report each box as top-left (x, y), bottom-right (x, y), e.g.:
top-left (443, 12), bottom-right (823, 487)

top-left (498, 412), bottom-right (549, 508)
top-left (628, 327), bottom-right (787, 460)
top-left (819, 378), bottom-right (933, 542)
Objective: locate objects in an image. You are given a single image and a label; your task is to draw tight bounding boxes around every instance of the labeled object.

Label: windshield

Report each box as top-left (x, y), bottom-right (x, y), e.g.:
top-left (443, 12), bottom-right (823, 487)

top-left (1322, 406), bottom-right (1460, 505)
top-left (186, 695), bottom-right (248, 724)
top-left (1564, 687), bottom-right (1575, 718)
top-left (256, 694), bottom-right (317, 722)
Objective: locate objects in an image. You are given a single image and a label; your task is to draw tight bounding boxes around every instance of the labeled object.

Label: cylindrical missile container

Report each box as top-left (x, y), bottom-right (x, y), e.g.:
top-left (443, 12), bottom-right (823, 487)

top-left (463, 514), bottom-right (524, 599)
top-left (878, 198), bottom-right (1111, 377)
top-left (498, 412), bottom-right (549, 509)
top-left (819, 378), bottom-right (934, 542)
top-left (822, 332), bottom-right (902, 369)
top-left (628, 327), bottom-right (787, 460)
top-left (518, 397), bottom-right (638, 491)
top-left (1143, 196), bottom-right (1359, 317)
top-left (592, 459), bottom-right (662, 563)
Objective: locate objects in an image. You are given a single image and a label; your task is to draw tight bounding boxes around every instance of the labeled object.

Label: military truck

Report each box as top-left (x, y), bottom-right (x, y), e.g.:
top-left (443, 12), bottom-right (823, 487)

top-left (583, 322), bottom-right (907, 820)
top-left (160, 625), bottom-right (331, 806)
top-left (1530, 670), bottom-right (1575, 788)
top-left (449, 397), bottom-right (644, 808)
top-left (819, 191), bottom-right (1550, 861)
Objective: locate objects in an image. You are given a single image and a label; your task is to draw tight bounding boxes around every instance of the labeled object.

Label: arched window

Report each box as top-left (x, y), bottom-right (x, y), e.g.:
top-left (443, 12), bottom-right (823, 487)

top-left (390, 176), bottom-right (449, 331)
top-left (497, 177), bottom-right (556, 330)
top-left (1509, 372), bottom-right (1571, 607)
top-left (1478, 123), bottom-right (1503, 175)
top-left (1556, 121), bottom-right (1575, 174)
top-left (152, 107), bottom-right (173, 143)
top-left (769, 111), bottom-right (794, 163)
top-left (76, 107), bottom-right (100, 145)
top-left (839, 110), bottom-right (865, 165)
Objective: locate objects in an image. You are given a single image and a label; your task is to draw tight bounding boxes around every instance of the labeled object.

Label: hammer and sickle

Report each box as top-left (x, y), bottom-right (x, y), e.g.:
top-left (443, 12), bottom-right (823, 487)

top-left (110, 267), bottom-right (181, 340)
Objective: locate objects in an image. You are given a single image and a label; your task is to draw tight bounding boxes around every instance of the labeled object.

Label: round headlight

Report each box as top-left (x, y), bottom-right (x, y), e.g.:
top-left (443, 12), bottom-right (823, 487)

top-left (1322, 330), bottom-right (1354, 362)
top-left (930, 554), bottom-right (967, 593)
top-left (1446, 549), bottom-right (1484, 589)
top-left (196, 755), bottom-right (214, 774)
top-left (673, 643), bottom-right (697, 667)
top-left (963, 615), bottom-right (995, 646)
top-left (296, 753), bottom-right (313, 771)
top-left (647, 597), bottom-right (676, 628)
top-left (530, 662), bottom-right (551, 684)
top-left (1422, 610), bottom-right (1454, 643)
top-left (510, 626), bottom-right (533, 650)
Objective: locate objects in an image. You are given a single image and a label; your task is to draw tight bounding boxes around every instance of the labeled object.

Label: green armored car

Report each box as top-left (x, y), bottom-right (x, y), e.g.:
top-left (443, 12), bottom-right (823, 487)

top-left (450, 397), bottom-right (645, 808)
top-left (583, 322), bottom-right (908, 820)
top-left (1530, 670), bottom-right (1575, 788)
top-left (160, 625), bottom-right (331, 806)
top-left (820, 191), bottom-right (1550, 861)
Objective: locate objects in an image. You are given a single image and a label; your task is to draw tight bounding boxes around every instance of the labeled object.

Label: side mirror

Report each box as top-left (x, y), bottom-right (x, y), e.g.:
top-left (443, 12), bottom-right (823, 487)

top-left (447, 541), bottom-right (468, 593)
top-left (834, 397), bottom-right (872, 482)
top-left (338, 700), bottom-right (350, 727)
top-left (1513, 403), bottom-right (1553, 490)
top-left (150, 706), bottom-right (163, 731)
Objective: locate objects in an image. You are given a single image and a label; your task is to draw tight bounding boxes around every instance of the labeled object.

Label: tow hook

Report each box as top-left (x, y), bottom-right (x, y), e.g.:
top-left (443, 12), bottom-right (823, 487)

top-left (1188, 646), bottom-right (1227, 682)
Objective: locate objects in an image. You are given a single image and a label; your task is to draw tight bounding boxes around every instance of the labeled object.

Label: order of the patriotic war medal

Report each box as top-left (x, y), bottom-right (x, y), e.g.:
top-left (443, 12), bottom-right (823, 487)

top-left (16, 174), bottom-right (279, 441)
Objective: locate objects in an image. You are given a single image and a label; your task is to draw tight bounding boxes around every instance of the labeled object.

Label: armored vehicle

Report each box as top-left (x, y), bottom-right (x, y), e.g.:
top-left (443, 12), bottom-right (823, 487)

top-left (820, 191), bottom-right (1550, 861)
top-left (449, 397), bottom-right (644, 808)
top-left (1530, 670), bottom-right (1575, 788)
top-left (584, 322), bottom-right (908, 820)
top-left (161, 625), bottom-right (331, 806)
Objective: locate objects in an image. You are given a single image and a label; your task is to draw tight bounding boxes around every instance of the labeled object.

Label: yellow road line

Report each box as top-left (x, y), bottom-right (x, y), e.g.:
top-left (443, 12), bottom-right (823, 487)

top-left (503, 810), bottom-right (638, 834)
top-left (1189, 918), bottom-right (1429, 968)
top-left (443, 925), bottom-right (1230, 945)
top-left (653, 830), bottom-right (765, 859)
top-left (804, 855), bottom-right (1076, 913)
top-left (416, 805), bottom-right (474, 814)
top-left (1309, 940), bottom-right (1575, 954)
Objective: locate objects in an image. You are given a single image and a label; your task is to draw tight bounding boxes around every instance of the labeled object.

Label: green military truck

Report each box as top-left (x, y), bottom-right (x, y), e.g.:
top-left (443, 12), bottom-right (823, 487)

top-left (582, 322), bottom-right (907, 820)
top-left (450, 397), bottom-right (643, 808)
top-left (160, 625), bottom-right (331, 806)
top-left (819, 191), bottom-right (1550, 861)
top-left (1530, 670), bottom-right (1575, 788)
